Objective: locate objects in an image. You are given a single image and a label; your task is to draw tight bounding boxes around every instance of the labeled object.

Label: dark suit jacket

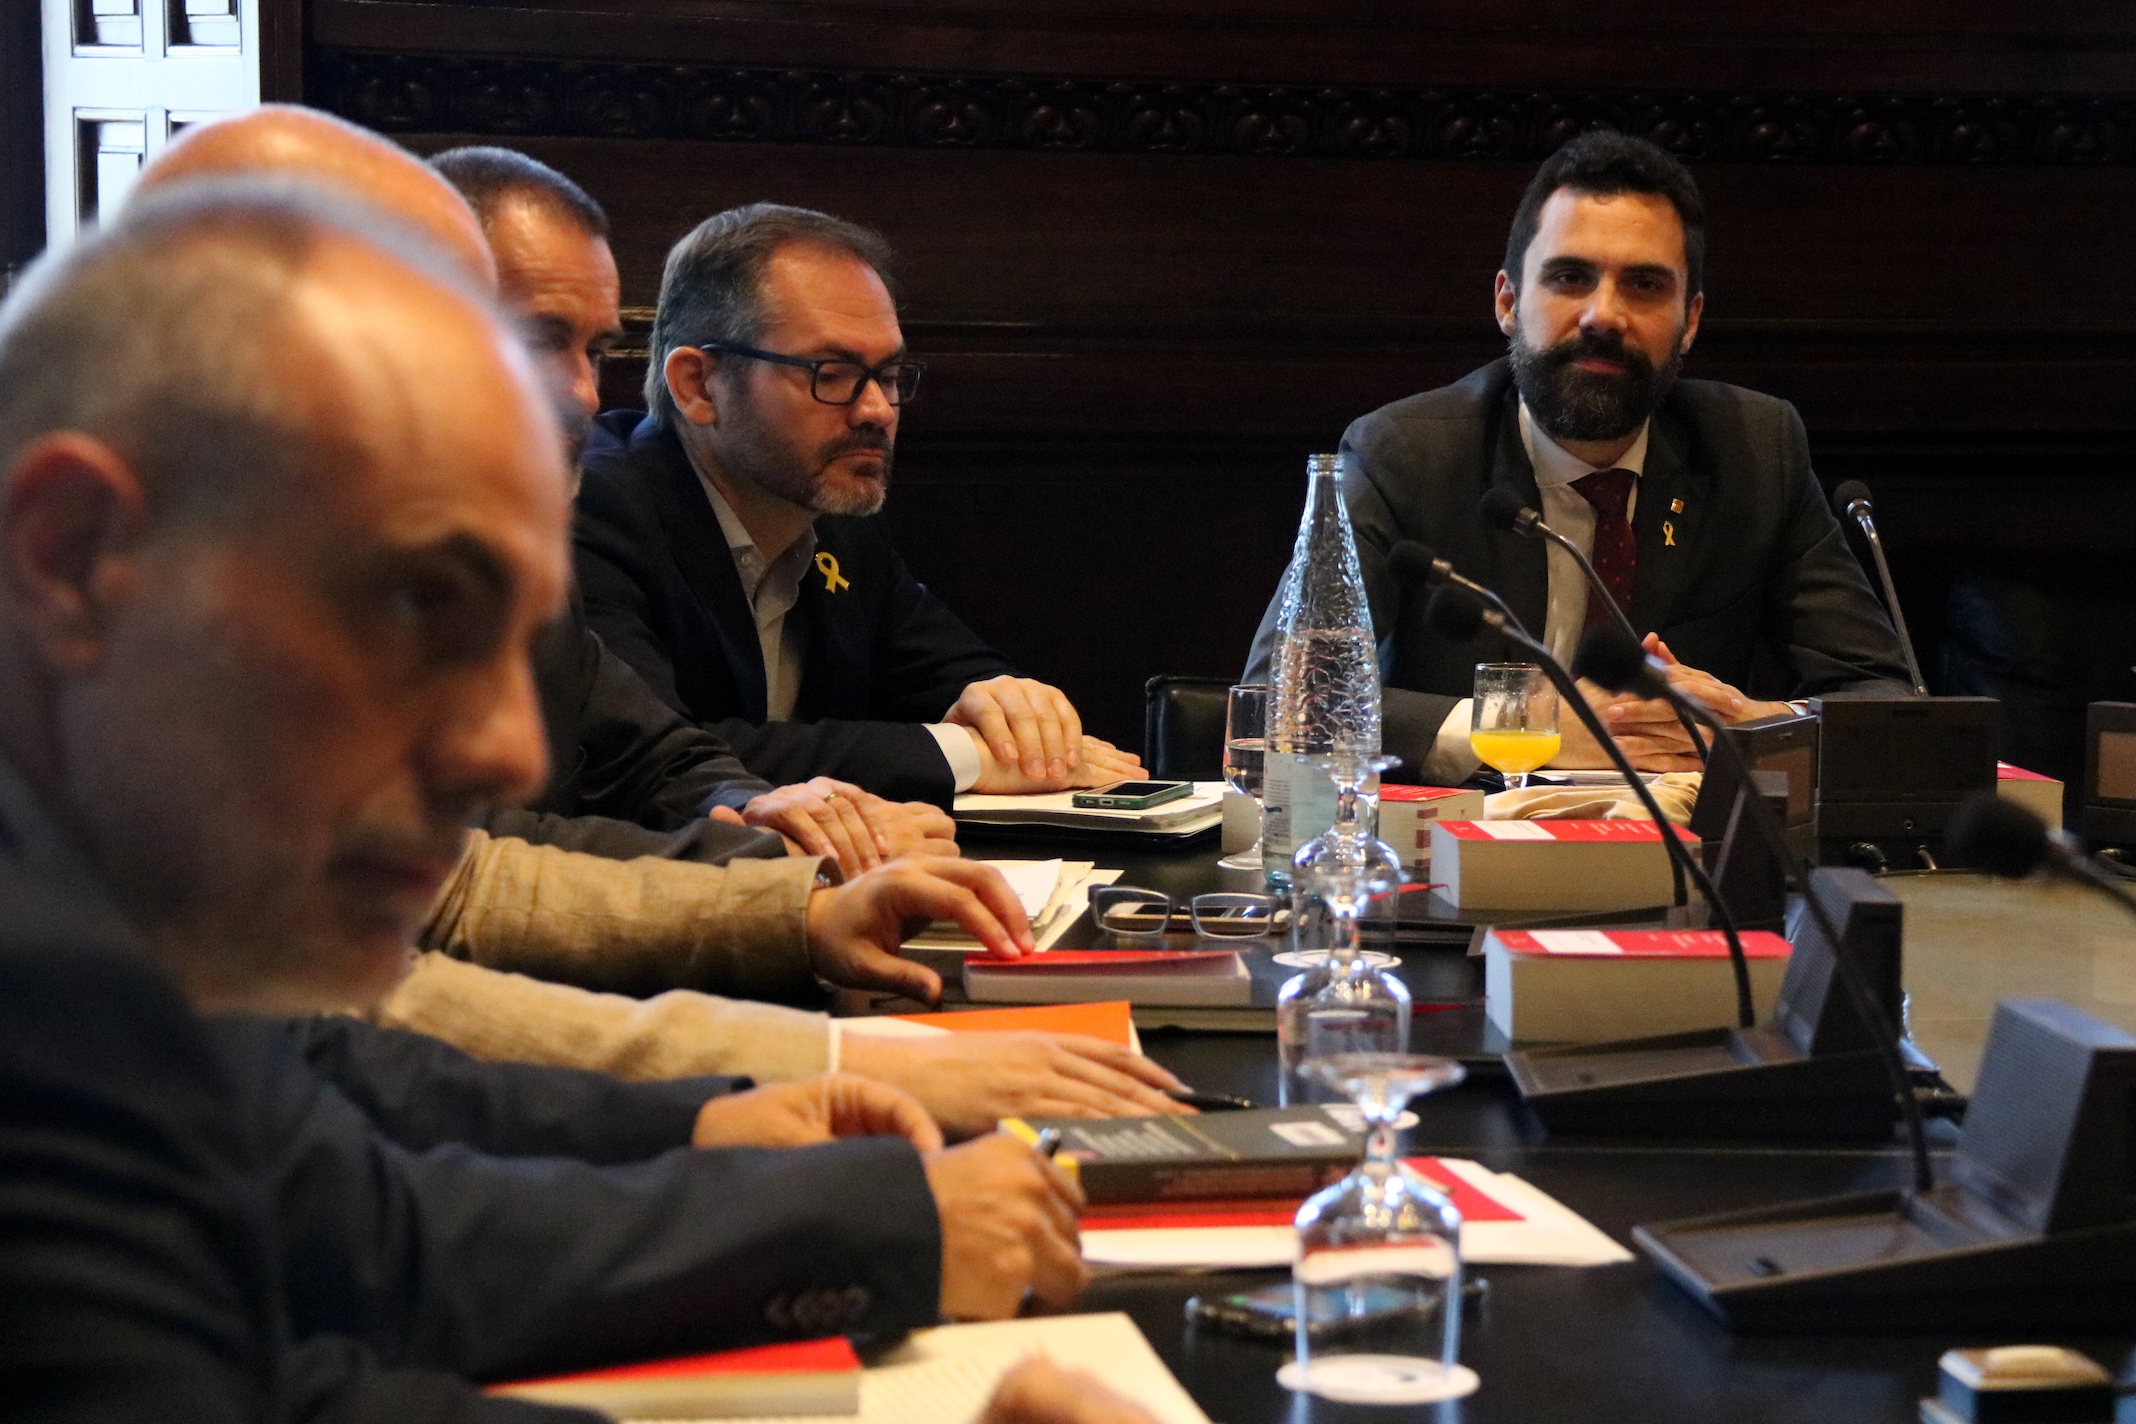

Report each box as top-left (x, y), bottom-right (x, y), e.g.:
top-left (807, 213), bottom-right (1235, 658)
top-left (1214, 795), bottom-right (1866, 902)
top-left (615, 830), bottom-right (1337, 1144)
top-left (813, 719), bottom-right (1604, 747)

top-left (479, 584), bottom-right (784, 865)
top-left (1246, 360), bottom-right (1914, 777)
top-left (575, 412), bottom-right (1019, 805)
top-left (0, 863), bottom-right (941, 1422)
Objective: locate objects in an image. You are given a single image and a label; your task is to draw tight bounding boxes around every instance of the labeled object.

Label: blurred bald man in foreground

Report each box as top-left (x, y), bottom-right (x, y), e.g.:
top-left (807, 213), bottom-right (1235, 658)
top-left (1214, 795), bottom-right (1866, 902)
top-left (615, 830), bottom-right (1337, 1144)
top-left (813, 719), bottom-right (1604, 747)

top-left (127, 107), bottom-right (1185, 1134)
top-left (0, 179), bottom-right (1101, 1420)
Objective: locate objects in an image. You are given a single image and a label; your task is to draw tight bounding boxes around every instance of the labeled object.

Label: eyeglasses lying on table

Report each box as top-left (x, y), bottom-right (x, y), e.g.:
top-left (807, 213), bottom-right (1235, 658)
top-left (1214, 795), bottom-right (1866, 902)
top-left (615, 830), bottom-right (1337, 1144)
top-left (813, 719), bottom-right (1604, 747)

top-left (1089, 887), bottom-right (1287, 938)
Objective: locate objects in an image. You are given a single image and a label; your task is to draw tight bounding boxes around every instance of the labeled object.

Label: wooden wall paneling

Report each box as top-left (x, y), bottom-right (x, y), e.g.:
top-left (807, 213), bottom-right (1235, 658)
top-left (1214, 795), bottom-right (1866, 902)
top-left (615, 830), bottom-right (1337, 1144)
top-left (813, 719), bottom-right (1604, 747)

top-left (346, 4), bottom-right (2136, 757)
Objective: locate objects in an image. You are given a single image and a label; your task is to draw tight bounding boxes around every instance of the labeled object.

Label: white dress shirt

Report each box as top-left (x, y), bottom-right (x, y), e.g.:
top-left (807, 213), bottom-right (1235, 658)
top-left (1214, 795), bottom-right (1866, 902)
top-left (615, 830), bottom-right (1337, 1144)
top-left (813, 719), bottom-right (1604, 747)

top-left (1421, 403), bottom-right (1651, 783)
top-left (693, 466), bottom-right (981, 791)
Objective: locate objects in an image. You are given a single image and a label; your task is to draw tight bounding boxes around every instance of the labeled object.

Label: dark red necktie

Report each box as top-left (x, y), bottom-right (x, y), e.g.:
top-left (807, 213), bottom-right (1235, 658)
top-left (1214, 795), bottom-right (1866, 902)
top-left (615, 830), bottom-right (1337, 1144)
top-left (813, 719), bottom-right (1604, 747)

top-left (1572, 466), bottom-right (1638, 629)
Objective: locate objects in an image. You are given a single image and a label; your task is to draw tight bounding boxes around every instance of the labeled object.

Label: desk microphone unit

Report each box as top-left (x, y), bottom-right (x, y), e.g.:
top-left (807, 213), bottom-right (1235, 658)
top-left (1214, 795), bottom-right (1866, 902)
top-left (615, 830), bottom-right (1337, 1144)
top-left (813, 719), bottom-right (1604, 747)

top-left (1811, 695), bottom-right (2000, 869)
top-left (1503, 867), bottom-right (1903, 1139)
top-left (1633, 996), bottom-right (2136, 1332)
top-left (1687, 713), bottom-right (1821, 930)
top-left (2080, 701), bottom-right (2136, 851)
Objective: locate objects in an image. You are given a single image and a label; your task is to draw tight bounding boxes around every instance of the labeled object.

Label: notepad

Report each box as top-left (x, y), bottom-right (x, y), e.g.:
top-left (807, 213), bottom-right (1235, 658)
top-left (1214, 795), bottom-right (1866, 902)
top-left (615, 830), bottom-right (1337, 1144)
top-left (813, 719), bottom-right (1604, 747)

top-left (684, 1313), bottom-right (1210, 1424)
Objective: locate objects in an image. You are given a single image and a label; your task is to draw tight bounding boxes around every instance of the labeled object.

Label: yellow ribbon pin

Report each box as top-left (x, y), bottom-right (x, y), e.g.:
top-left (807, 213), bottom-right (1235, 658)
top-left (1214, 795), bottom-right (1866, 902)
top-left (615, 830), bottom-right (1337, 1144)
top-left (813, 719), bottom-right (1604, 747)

top-left (815, 551), bottom-right (851, 593)
top-left (1663, 521), bottom-right (1677, 547)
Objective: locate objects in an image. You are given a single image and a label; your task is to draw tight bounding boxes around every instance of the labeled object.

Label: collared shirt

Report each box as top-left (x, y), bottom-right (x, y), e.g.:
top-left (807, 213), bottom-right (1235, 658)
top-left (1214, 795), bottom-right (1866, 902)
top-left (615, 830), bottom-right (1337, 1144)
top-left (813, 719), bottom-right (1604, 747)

top-left (690, 464), bottom-right (981, 791)
top-left (1423, 403), bottom-right (1652, 782)
top-left (696, 472), bottom-right (818, 724)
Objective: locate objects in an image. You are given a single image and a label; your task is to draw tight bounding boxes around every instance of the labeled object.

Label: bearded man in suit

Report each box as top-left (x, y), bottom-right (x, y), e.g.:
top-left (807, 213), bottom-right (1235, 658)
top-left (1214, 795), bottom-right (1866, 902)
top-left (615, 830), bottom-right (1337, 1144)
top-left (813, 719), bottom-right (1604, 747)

top-left (1247, 131), bottom-right (1912, 785)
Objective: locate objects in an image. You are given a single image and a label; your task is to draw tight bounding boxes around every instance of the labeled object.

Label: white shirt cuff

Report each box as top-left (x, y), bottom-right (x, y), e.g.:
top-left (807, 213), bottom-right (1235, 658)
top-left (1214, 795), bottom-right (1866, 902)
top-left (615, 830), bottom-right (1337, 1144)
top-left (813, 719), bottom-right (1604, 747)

top-left (1423, 698), bottom-right (1483, 785)
top-left (925, 723), bottom-right (983, 793)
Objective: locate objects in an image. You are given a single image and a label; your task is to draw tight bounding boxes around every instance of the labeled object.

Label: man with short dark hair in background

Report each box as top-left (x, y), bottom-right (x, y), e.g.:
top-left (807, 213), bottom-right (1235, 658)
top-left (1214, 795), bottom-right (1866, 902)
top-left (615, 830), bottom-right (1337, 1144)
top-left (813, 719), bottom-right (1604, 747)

top-left (576, 202), bottom-right (1145, 805)
top-left (1246, 130), bottom-right (1911, 785)
top-left (0, 180), bottom-right (1089, 1421)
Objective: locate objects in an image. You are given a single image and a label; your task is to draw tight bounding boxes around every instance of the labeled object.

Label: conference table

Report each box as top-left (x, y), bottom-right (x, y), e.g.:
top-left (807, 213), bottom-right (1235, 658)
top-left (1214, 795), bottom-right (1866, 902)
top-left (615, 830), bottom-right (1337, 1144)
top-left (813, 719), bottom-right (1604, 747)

top-left (865, 828), bottom-right (2136, 1423)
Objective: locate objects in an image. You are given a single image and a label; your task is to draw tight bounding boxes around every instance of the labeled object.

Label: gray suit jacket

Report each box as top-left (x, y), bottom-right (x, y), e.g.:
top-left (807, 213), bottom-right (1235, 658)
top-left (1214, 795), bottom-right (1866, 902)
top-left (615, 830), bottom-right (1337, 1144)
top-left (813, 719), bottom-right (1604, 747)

top-left (1246, 360), bottom-right (1913, 777)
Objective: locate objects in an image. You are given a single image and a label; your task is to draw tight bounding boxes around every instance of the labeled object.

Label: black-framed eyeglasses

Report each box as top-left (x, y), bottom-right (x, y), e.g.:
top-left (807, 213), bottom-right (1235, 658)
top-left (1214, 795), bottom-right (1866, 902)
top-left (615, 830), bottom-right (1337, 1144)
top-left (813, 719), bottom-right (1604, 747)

top-left (691, 340), bottom-right (925, 407)
top-left (1089, 887), bottom-right (1285, 939)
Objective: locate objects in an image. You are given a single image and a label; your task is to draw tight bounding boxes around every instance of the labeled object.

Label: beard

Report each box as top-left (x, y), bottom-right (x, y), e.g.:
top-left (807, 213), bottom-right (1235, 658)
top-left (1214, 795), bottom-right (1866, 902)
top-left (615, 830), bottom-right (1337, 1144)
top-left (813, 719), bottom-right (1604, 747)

top-left (719, 383), bottom-right (893, 518)
top-left (1508, 320), bottom-right (1685, 444)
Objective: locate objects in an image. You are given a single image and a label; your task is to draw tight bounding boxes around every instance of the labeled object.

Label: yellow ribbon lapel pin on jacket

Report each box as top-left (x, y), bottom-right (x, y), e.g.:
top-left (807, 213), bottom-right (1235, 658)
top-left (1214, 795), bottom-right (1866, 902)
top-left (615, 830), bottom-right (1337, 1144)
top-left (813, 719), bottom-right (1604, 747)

top-left (815, 551), bottom-right (851, 593)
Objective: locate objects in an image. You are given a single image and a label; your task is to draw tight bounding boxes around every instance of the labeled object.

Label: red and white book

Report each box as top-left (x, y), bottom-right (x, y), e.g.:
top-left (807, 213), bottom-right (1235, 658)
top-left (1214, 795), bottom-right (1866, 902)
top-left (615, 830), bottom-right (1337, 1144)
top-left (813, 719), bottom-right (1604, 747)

top-left (963, 950), bottom-right (1250, 1007)
top-left (1376, 786), bottom-right (1489, 870)
top-left (1076, 1156), bottom-right (1630, 1270)
top-left (1428, 818), bottom-right (1695, 911)
top-left (488, 1336), bottom-right (860, 1419)
top-left (1483, 928), bottom-right (1792, 1043)
top-left (1997, 762), bottom-right (2064, 831)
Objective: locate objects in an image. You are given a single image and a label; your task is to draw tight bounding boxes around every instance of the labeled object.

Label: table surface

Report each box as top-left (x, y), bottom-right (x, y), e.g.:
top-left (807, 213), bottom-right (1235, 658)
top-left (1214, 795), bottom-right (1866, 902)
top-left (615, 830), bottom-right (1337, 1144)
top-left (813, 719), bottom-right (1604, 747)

top-left (935, 830), bottom-right (2136, 1423)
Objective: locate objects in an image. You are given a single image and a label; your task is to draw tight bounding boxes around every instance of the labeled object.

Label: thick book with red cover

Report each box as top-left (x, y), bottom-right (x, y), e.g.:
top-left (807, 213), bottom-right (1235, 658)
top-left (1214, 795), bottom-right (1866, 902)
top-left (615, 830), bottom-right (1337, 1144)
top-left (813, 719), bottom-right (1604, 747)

top-left (1429, 818), bottom-right (1694, 910)
top-left (1377, 786), bottom-right (1489, 870)
top-left (1483, 928), bottom-right (1792, 1043)
top-left (487, 1336), bottom-right (861, 1419)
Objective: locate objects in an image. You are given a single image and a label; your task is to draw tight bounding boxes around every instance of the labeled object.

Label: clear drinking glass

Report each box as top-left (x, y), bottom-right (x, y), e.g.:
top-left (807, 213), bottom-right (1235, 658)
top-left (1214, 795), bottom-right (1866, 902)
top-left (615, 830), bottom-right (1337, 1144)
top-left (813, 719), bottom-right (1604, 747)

top-left (1219, 684), bottom-right (1270, 871)
top-left (1280, 1052), bottom-right (1478, 1406)
top-left (1277, 753), bottom-right (1410, 1105)
top-left (1470, 662), bottom-right (1560, 790)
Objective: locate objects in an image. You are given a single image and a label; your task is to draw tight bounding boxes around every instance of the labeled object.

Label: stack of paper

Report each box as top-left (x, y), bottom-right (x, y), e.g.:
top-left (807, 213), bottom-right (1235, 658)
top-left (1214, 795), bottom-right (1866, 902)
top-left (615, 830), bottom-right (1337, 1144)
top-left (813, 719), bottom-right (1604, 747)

top-left (685, 1313), bottom-right (1210, 1424)
top-left (953, 782), bottom-right (1224, 840)
top-left (901, 860), bottom-right (1121, 960)
top-left (1076, 1157), bottom-right (1632, 1271)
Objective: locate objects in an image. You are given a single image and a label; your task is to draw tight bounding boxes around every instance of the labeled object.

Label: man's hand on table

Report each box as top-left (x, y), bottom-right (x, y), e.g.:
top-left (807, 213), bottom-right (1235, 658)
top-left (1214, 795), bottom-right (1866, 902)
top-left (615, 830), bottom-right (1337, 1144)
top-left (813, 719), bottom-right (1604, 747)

top-left (712, 777), bottom-right (958, 878)
top-left (804, 856), bottom-right (1034, 1003)
top-left (981, 1358), bottom-right (1163, 1424)
top-left (1549, 677), bottom-right (1706, 773)
top-left (1642, 634), bottom-right (1794, 723)
top-left (965, 730), bottom-right (1144, 795)
top-left (839, 1030), bottom-right (1190, 1140)
top-left (949, 676), bottom-right (1144, 793)
top-left (690, 1073), bottom-right (943, 1152)
top-left (925, 1132), bottom-right (1089, 1319)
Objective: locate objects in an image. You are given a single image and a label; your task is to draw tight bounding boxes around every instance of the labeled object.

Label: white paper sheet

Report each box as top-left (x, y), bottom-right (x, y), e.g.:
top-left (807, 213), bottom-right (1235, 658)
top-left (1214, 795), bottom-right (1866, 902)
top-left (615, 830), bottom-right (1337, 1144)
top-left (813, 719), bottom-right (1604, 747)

top-left (651, 1313), bottom-right (1210, 1424)
top-left (1080, 1158), bottom-right (1632, 1272)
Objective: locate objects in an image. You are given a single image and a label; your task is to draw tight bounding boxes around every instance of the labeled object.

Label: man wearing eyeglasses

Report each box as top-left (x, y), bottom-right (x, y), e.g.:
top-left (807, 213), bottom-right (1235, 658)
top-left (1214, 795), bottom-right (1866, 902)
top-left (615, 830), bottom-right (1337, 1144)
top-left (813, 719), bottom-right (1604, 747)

top-left (576, 203), bottom-right (1142, 805)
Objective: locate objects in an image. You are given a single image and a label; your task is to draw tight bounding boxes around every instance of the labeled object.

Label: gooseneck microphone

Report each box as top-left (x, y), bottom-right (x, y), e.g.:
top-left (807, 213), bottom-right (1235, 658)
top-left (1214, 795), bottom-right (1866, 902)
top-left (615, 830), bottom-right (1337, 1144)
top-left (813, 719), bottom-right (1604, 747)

top-left (1949, 791), bottom-right (2136, 925)
top-left (1426, 581), bottom-right (1758, 1028)
top-left (1832, 480), bottom-right (1929, 698)
top-left (1575, 622), bottom-right (1935, 1192)
top-left (1478, 488), bottom-right (1707, 762)
top-left (1388, 540), bottom-right (1525, 632)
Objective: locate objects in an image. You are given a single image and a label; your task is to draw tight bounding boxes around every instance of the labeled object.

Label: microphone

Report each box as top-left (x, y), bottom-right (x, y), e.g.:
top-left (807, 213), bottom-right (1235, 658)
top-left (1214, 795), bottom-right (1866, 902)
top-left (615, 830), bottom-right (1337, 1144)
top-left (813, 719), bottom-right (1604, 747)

top-left (1575, 622), bottom-right (1935, 1192)
top-left (1389, 540), bottom-right (1529, 636)
top-left (1949, 791), bottom-right (2136, 924)
top-left (1832, 480), bottom-right (1929, 698)
top-left (1478, 489), bottom-right (1705, 762)
top-left (1424, 583), bottom-right (1760, 1025)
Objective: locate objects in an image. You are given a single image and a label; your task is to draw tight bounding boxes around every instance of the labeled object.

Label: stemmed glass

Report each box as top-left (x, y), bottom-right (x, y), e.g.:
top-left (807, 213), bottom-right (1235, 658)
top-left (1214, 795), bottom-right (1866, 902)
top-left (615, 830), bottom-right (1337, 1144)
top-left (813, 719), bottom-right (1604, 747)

top-left (1279, 1052), bottom-right (1478, 1406)
top-left (1276, 753), bottom-right (1410, 1104)
top-left (1470, 663), bottom-right (1560, 790)
top-left (1218, 684), bottom-right (1269, 871)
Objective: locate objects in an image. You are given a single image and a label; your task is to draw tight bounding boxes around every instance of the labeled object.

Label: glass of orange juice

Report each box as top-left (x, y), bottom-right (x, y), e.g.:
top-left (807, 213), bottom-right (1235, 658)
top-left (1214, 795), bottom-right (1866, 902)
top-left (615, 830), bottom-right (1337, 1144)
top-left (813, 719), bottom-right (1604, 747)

top-left (1470, 663), bottom-right (1560, 789)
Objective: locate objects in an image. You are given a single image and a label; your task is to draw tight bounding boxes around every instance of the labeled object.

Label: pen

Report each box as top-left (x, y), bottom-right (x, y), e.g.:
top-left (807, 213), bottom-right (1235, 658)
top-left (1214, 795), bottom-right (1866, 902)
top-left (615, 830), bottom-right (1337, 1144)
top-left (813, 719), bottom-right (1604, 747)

top-left (1166, 1089), bottom-right (1257, 1112)
top-left (1033, 1127), bottom-right (1063, 1158)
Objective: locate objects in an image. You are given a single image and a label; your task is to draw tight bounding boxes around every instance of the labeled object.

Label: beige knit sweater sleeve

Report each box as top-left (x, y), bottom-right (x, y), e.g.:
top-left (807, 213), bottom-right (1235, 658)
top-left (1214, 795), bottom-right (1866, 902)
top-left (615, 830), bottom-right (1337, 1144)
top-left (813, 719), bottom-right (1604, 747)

top-left (375, 952), bottom-right (833, 1083)
top-left (420, 828), bottom-right (824, 1001)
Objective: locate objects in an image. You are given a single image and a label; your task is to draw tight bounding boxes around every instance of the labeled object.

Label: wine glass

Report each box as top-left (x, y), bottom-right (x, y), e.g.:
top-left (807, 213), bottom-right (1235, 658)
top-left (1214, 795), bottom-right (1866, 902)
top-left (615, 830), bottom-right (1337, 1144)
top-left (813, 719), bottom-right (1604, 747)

top-left (1278, 1052), bottom-right (1477, 1406)
top-left (1277, 753), bottom-right (1409, 1104)
top-left (1219, 684), bottom-right (1270, 871)
top-left (1470, 662), bottom-right (1560, 790)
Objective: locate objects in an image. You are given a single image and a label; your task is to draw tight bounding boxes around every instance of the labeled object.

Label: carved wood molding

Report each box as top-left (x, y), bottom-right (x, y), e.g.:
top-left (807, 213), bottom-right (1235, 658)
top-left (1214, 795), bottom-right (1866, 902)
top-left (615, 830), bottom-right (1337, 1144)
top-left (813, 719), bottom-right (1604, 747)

top-left (312, 48), bottom-right (2136, 165)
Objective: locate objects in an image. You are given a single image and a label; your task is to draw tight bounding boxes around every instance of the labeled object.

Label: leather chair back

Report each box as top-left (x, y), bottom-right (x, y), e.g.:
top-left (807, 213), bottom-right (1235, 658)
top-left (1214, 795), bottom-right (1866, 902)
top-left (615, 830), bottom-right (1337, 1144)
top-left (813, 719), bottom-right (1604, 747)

top-left (1143, 675), bottom-right (1234, 781)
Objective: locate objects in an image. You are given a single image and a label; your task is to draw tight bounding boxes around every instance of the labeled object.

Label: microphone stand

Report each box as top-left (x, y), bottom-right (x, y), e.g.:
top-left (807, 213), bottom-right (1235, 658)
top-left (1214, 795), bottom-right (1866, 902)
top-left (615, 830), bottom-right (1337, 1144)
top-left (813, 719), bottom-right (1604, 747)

top-left (1451, 596), bottom-right (1754, 1029)
top-left (1844, 498), bottom-right (1929, 698)
top-left (1611, 654), bottom-right (1935, 1193)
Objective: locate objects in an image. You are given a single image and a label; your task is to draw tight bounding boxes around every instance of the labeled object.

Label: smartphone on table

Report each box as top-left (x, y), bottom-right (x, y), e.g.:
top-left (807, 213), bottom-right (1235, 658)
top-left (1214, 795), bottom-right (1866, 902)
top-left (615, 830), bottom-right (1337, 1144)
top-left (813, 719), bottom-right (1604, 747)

top-left (1072, 780), bottom-right (1193, 811)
